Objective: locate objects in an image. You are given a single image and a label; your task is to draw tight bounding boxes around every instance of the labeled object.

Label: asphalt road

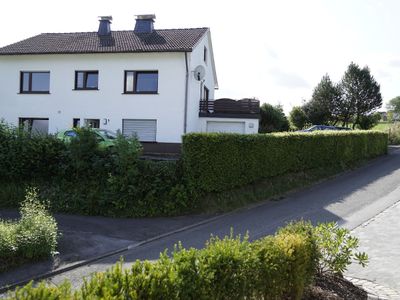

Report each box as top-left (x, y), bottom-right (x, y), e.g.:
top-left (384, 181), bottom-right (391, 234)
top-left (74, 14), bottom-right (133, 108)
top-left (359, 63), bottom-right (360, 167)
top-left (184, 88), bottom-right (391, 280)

top-left (42, 146), bottom-right (400, 289)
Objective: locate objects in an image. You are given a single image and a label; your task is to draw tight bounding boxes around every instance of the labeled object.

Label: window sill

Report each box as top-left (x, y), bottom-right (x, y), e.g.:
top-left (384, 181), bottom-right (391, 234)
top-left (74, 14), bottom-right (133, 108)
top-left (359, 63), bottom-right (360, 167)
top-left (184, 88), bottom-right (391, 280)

top-left (18, 92), bottom-right (50, 94)
top-left (73, 88), bottom-right (99, 91)
top-left (122, 92), bottom-right (159, 95)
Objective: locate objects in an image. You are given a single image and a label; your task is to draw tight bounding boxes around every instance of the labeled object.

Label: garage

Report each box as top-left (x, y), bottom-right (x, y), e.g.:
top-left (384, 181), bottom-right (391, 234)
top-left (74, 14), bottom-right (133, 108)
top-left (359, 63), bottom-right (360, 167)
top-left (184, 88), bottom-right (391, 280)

top-left (122, 119), bottom-right (157, 142)
top-left (206, 121), bottom-right (245, 134)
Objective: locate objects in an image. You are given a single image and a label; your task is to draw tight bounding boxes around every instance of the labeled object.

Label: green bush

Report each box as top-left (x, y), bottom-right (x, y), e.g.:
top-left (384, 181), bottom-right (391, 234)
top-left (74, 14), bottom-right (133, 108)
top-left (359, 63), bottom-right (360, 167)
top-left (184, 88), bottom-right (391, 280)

top-left (10, 222), bottom-right (317, 300)
top-left (0, 123), bottom-right (186, 217)
top-left (0, 189), bottom-right (58, 272)
top-left (388, 123), bottom-right (400, 145)
top-left (182, 131), bottom-right (388, 193)
top-left (314, 222), bottom-right (368, 276)
top-left (0, 122), bottom-right (65, 181)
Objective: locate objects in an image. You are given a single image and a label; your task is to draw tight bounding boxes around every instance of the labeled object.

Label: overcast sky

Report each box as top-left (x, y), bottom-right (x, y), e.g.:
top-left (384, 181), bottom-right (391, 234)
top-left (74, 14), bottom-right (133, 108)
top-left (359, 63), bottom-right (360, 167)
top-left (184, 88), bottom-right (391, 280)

top-left (2, 0), bottom-right (399, 112)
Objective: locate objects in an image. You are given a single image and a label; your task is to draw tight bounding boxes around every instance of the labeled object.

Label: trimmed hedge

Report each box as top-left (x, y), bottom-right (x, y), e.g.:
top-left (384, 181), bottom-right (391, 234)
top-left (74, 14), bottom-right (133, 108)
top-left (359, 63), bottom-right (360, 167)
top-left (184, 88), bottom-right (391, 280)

top-left (182, 131), bottom-right (388, 193)
top-left (8, 222), bottom-right (317, 300)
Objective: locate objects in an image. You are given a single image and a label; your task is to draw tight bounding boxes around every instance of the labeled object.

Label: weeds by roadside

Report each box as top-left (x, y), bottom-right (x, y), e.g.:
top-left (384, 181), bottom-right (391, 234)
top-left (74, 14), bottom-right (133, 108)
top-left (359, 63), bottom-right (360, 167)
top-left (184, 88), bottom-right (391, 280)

top-left (0, 188), bottom-right (58, 273)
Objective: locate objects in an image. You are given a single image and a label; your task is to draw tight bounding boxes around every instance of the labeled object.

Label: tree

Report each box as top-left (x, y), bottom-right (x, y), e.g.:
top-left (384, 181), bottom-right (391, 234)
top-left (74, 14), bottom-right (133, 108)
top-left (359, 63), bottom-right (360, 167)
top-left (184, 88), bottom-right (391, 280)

top-left (289, 106), bottom-right (308, 129)
top-left (340, 62), bottom-right (382, 128)
top-left (259, 103), bottom-right (289, 133)
top-left (387, 96), bottom-right (400, 114)
top-left (303, 74), bottom-right (343, 125)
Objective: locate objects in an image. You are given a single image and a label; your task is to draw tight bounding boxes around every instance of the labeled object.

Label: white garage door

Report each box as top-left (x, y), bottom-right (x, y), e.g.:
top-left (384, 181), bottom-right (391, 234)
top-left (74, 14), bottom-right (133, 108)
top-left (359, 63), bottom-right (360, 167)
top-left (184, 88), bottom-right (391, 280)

top-left (206, 121), bottom-right (245, 134)
top-left (122, 119), bottom-right (157, 142)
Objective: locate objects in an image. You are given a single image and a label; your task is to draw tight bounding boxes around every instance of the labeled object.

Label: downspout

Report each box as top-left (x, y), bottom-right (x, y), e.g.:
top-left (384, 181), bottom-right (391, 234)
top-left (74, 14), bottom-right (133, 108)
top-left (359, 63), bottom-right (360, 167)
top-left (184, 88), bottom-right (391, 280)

top-left (183, 52), bottom-right (189, 134)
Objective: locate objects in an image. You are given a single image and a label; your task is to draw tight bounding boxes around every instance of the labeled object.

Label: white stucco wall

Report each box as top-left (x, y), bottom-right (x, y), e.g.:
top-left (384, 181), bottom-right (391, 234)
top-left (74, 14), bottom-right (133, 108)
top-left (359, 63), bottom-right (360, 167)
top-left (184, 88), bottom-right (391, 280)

top-left (0, 52), bottom-right (187, 143)
top-left (198, 117), bottom-right (259, 134)
top-left (186, 31), bottom-right (217, 134)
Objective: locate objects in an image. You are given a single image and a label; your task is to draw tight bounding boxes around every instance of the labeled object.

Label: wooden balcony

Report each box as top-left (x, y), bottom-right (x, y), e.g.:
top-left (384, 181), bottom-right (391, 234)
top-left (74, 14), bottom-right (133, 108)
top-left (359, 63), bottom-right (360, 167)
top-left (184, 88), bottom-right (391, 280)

top-left (199, 98), bottom-right (260, 119)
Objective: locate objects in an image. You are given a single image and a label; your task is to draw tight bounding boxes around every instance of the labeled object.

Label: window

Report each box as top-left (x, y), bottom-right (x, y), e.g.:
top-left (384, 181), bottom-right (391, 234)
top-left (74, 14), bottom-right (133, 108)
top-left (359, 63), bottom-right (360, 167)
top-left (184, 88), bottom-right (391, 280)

top-left (75, 71), bottom-right (98, 90)
top-left (19, 118), bottom-right (49, 135)
top-left (20, 72), bottom-right (50, 93)
top-left (124, 71), bottom-right (158, 94)
top-left (73, 118), bottom-right (80, 127)
top-left (204, 46), bottom-right (207, 63)
top-left (84, 119), bottom-right (100, 128)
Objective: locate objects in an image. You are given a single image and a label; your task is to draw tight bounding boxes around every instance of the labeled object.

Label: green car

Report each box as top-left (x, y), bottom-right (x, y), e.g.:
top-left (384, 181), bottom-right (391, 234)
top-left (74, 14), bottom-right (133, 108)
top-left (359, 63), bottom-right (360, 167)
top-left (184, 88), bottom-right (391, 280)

top-left (56, 128), bottom-right (118, 148)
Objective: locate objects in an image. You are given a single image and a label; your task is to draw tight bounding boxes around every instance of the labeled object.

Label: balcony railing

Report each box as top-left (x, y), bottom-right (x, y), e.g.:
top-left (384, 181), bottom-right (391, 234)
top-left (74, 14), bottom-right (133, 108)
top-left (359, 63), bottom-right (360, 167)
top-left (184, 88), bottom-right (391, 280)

top-left (199, 98), bottom-right (260, 119)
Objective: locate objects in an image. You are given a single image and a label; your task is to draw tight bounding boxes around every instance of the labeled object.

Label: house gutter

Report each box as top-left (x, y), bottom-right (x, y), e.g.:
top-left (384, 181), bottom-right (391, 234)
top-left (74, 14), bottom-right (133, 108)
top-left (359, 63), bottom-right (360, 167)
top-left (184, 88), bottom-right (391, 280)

top-left (183, 52), bottom-right (189, 134)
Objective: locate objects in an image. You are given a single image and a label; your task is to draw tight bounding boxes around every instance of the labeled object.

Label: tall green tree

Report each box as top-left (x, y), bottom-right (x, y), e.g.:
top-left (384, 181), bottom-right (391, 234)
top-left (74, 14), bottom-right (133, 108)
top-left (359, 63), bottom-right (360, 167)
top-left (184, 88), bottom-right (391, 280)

top-left (259, 103), bottom-right (290, 133)
top-left (340, 62), bottom-right (382, 128)
top-left (289, 106), bottom-right (308, 129)
top-left (302, 74), bottom-right (343, 125)
top-left (387, 96), bottom-right (400, 114)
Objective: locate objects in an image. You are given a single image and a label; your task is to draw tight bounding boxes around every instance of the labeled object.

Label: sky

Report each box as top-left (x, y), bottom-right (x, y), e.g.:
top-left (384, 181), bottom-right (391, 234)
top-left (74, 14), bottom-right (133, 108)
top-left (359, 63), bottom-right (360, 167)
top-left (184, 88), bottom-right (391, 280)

top-left (2, 0), bottom-right (399, 113)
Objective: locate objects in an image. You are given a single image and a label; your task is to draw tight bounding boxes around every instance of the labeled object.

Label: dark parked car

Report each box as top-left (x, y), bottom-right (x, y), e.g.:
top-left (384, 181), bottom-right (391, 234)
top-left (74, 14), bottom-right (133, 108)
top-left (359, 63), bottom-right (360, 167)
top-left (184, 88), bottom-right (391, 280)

top-left (298, 125), bottom-right (352, 132)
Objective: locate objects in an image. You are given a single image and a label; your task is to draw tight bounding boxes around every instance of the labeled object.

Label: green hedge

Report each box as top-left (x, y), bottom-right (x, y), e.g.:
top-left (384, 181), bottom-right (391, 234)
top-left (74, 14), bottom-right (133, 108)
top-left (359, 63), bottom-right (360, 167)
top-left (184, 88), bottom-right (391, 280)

top-left (8, 222), bottom-right (317, 300)
top-left (0, 124), bottom-right (188, 217)
top-left (182, 131), bottom-right (388, 193)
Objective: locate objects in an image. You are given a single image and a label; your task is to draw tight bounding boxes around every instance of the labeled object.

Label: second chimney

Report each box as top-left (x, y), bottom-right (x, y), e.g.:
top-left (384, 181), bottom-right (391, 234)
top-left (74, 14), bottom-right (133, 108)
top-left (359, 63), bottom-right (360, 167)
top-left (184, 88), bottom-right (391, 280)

top-left (134, 14), bottom-right (156, 34)
top-left (98, 16), bottom-right (112, 36)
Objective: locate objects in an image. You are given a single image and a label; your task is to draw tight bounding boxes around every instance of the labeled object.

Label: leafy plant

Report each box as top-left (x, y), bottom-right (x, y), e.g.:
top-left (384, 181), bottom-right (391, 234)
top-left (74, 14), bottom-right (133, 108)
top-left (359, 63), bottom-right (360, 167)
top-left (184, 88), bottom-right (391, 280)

top-left (0, 188), bottom-right (58, 272)
top-left (314, 222), bottom-right (368, 276)
top-left (388, 123), bottom-right (400, 145)
top-left (259, 103), bottom-right (290, 133)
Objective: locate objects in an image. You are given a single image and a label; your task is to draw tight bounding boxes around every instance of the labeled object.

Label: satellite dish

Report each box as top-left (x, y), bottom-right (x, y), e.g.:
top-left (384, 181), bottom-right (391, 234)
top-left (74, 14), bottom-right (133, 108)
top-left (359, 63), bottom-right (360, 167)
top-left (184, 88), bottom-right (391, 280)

top-left (193, 65), bottom-right (206, 81)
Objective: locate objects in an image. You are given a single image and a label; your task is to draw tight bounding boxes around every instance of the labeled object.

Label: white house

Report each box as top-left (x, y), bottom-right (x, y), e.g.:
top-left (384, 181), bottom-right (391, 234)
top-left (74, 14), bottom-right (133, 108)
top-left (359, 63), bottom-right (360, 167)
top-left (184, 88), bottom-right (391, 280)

top-left (0, 15), bottom-right (259, 153)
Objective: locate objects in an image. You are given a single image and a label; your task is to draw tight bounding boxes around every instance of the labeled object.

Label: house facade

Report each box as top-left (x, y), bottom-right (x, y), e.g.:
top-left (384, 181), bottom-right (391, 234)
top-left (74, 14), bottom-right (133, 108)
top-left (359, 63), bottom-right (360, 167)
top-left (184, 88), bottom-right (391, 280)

top-left (0, 15), bottom-right (259, 153)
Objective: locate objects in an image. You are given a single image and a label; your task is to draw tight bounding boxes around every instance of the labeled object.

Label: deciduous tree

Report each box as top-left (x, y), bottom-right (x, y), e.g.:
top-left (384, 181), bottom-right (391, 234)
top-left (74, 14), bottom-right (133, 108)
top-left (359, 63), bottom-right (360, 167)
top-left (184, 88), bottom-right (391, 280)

top-left (259, 103), bottom-right (290, 133)
top-left (289, 106), bottom-right (308, 129)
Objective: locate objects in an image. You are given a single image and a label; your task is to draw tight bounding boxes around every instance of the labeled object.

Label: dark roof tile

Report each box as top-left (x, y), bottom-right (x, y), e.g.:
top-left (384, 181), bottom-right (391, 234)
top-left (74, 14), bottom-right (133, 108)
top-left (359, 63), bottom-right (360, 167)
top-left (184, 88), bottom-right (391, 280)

top-left (0, 28), bottom-right (208, 55)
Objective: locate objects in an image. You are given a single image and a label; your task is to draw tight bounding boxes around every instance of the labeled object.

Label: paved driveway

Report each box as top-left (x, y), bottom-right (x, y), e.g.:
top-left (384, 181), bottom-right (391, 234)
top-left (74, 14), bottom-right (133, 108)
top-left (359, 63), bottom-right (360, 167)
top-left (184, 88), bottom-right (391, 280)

top-left (347, 200), bottom-right (400, 293)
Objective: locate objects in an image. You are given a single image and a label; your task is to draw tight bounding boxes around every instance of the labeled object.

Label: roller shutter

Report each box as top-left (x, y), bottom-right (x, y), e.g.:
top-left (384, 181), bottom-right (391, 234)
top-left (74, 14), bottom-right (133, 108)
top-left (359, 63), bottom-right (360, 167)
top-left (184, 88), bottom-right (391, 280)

top-left (122, 119), bottom-right (157, 142)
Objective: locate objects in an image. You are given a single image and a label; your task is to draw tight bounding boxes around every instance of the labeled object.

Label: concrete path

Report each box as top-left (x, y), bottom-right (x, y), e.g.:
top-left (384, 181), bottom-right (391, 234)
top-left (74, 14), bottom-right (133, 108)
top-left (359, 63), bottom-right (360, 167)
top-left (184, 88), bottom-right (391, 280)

top-left (347, 200), bottom-right (400, 295)
top-left (43, 146), bottom-right (400, 290)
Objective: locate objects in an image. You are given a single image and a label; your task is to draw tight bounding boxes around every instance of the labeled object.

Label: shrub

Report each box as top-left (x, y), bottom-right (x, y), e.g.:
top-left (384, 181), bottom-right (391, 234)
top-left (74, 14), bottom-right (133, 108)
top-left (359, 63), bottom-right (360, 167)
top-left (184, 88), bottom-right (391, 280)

top-left (56, 223), bottom-right (317, 300)
top-left (6, 222), bottom-right (368, 299)
top-left (182, 131), bottom-right (388, 193)
top-left (0, 122), bottom-right (65, 181)
top-left (388, 123), bottom-right (400, 145)
top-left (0, 189), bottom-right (58, 272)
top-left (314, 222), bottom-right (368, 276)
top-left (356, 113), bottom-right (381, 130)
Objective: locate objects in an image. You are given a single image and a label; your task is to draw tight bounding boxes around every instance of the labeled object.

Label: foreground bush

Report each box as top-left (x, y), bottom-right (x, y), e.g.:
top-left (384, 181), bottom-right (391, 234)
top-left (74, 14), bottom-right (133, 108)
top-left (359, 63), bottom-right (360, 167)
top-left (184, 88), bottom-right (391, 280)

top-left (314, 222), bottom-right (368, 276)
top-left (9, 222), bottom-right (317, 300)
top-left (7, 222), bottom-right (368, 299)
top-left (0, 189), bottom-right (58, 272)
top-left (182, 131), bottom-right (388, 193)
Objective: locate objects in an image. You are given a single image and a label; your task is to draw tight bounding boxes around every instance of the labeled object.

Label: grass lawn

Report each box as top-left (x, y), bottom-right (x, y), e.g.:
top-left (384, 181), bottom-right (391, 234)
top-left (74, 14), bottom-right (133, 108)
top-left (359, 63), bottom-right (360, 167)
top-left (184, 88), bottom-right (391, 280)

top-left (372, 121), bottom-right (391, 132)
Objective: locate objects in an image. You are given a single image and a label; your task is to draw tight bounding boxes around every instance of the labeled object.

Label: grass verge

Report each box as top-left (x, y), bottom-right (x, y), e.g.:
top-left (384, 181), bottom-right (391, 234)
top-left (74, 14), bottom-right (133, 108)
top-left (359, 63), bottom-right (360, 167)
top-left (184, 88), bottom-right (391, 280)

top-left (196, 164), bottom-right (360, 214)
